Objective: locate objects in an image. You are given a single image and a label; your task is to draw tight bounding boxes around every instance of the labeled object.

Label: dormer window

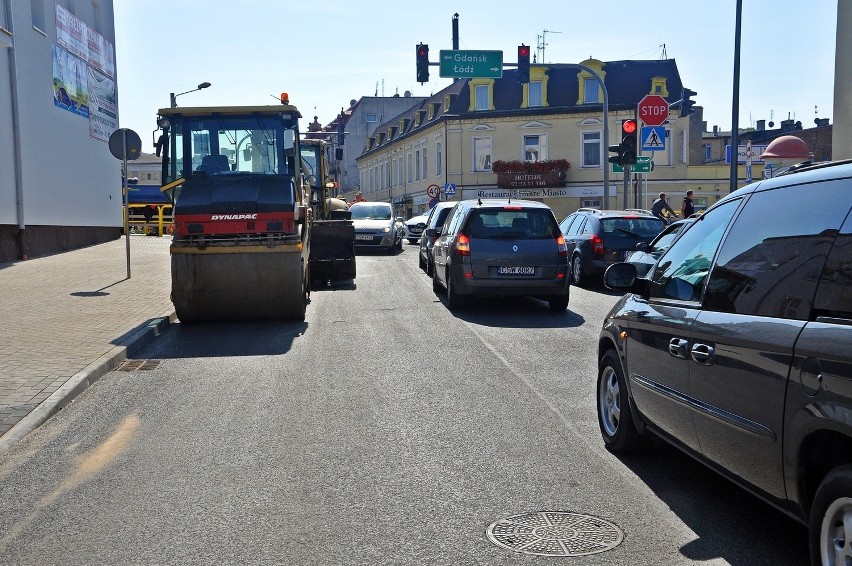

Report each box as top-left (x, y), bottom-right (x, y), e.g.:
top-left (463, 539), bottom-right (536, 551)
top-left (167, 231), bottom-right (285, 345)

top-left (650, 77), bottom-right (669, 97)
top-left (469, 79), bottom-right (495, 111)
top-left (522, 67), bottom-right (549, 108)
top-left (576, 59), bottom-right (606, 105)
top-left (584, 79), bottom-right (599, 103)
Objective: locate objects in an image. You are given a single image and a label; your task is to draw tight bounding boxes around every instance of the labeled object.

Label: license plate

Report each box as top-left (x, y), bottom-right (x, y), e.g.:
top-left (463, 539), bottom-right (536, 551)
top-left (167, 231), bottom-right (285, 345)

top-left (355, 234), bottom-right (373, 241)
top-left (498, 266), bottom-right (535, 275)
top-left (623, 251), bottom-right (634, 260)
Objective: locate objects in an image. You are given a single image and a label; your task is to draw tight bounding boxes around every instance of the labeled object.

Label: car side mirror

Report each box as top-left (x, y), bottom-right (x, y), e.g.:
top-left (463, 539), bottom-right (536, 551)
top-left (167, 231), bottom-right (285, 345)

top-left (604, 263), bottom-right (648, 294)
top-left (425, 228), bottom-right (436, 237)
top-left (636, 242), bottom-right (648, 251)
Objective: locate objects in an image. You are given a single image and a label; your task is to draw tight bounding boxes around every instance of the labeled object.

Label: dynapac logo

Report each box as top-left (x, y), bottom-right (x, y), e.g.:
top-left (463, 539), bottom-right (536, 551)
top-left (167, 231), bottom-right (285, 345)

top-left (210, 214), bottom-right (258, 220)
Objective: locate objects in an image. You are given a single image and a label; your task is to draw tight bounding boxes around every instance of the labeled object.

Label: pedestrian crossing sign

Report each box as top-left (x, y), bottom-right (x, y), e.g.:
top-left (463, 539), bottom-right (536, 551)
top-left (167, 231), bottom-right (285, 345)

top-left (641, 126), bottom-right (666, 151)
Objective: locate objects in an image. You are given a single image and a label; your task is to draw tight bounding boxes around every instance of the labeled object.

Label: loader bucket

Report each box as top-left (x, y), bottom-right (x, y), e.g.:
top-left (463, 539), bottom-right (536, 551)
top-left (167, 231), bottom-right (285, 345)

top-left (171, 243), bottom-right (307, 322)
top-left (309, 220), bottom-right (356, 286)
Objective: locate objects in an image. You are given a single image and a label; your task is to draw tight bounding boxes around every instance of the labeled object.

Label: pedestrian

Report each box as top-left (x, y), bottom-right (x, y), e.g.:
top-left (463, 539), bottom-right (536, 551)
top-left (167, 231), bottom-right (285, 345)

top-left (651, 192), bottom-right (676, 223)
top-left (349, 191), bottom-right (366, 207)
top-left (681, 190), bottom-right (695, 218)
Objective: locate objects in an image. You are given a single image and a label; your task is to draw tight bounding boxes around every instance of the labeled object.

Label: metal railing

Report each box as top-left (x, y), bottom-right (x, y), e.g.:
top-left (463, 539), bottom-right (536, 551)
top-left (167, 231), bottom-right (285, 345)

top-left (123, 204), bottom-right (174, 236)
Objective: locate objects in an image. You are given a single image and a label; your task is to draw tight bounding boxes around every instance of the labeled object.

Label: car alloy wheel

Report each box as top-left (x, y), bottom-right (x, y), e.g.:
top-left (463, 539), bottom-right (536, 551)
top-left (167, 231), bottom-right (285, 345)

top-left (597, 349), bottom-right (645, 453)
top-left (572, 255), bottom-right (584, 286)
top-left (811, 465), bottom-right (852, 565)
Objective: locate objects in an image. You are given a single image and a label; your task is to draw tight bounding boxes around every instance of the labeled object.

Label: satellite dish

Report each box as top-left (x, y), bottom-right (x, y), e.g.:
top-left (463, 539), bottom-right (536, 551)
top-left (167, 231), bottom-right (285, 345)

top-left (768, 121), bottom-right (775, 128)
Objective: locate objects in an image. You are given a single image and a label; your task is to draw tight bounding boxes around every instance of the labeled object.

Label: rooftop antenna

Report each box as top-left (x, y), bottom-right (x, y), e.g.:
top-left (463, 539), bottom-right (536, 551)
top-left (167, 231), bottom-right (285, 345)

top-left (375, 82), bottom-right (378, 97)
top-left (660, 43), bottom-right (667, 59)
top-left (537, 29), bottom-right (561, 63)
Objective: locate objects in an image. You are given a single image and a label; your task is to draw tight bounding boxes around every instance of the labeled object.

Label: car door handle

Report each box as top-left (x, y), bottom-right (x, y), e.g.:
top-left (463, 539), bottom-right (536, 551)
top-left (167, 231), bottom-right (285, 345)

top-left (668, 338), bottom-right (689, 359)
top-left (691, 343), bottom-right (716, 365)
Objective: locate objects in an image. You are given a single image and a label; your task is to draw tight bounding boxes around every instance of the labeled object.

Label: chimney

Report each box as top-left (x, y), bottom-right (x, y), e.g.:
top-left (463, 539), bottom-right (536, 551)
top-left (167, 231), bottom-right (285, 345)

top-left (780, 119), bottom-right (796, 133)
top-left (713, 125), bottom-right (718, 136)
top-left (756, 120), bottom-right (765, 131)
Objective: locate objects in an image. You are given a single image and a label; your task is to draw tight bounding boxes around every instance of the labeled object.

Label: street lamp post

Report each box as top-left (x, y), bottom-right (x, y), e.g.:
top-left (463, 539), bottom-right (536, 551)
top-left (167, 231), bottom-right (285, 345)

top-left (170, 82), bottom-right (212, 108)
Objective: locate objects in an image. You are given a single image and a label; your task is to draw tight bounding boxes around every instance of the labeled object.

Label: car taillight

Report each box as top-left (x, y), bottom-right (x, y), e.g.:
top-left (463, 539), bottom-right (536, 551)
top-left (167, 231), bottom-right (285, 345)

top-left (591, 234), bottom-right (605, 256)
top-left (455, 233), bottom-right (470, 256)
top-left (556, 234), bottom-right (568, 257)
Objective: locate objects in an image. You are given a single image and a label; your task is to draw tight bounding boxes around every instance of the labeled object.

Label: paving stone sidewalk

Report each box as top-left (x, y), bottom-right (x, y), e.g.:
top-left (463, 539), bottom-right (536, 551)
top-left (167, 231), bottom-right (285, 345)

top-left (0, 235), bottom-right (174, 447)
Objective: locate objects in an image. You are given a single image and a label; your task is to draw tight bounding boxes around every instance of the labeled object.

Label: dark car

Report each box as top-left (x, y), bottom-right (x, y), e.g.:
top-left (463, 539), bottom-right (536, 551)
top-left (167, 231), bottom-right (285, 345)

top-left (431, 199), bottom-right (570, 311)
top-left (596, 160), bottom-right (852, 564)
top-left (626, 218), bottom-right (695, 277)
top-left (559, 208), bottom-right (665, 286)
top-left (418, 202), bottom-right (455, 276)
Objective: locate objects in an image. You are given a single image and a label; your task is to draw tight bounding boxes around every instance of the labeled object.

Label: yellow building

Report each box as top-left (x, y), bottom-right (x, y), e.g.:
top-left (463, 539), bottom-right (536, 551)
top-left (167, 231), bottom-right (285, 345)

top-left (356, 58), bottom-right (708, 221)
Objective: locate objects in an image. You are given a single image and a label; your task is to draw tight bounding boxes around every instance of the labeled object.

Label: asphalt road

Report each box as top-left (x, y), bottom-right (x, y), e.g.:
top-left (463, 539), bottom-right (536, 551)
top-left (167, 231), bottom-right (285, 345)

top-left (0, 244), bottom-right (809, 565)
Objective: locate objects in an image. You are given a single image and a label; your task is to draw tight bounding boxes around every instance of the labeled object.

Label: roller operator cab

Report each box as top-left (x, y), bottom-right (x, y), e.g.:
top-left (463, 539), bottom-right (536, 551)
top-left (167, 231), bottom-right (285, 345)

top-left (155, 100), bottom-right (311, 322)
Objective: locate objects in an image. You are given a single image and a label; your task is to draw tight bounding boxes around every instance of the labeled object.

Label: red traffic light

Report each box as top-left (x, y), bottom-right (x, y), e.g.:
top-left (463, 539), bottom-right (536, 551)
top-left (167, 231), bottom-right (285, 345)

top-left (518, 45), bottom-right (530, 57)
top-left (622, 119), bottom-right (637, 135)
top-left (418, 46), bottom-right (428, 57)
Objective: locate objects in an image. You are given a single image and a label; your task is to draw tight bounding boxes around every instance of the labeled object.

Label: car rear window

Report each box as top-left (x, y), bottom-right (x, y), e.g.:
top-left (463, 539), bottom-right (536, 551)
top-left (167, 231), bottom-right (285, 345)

top-left (601, 217), bottom-right (665, 238)
top-left (467, 208), bottom-right (559, 239)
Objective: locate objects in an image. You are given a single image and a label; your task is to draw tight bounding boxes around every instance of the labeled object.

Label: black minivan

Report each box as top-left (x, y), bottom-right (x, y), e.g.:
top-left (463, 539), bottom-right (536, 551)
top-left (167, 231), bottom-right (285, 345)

top-left (597, 160), bottom-right (852, 565)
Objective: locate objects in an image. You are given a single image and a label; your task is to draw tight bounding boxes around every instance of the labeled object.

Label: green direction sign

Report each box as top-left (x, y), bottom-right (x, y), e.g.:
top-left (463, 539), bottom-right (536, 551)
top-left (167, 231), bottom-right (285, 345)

top-left (612, 156), bottom-right (653, 173)
top-left (439, 50), bottom-right (503, 79)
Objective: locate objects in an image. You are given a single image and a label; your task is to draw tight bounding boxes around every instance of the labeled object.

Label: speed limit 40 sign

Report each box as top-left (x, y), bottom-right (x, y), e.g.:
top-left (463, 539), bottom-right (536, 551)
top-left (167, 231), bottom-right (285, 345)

top-left (426, 184), bottom-right (440, 198)
top-left (637, 95), bottom-right (669, 127)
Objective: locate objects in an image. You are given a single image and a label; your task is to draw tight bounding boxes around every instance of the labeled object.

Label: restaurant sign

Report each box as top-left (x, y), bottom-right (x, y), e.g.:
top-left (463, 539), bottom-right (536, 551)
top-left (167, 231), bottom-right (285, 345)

top-left (496, 171), bottom-right (566, 189)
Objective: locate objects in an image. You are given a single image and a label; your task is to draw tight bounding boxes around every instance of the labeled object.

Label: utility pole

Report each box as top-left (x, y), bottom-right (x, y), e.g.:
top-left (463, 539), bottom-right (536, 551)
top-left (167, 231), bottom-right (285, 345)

top-left (729, 0), bottom-right (742, 192)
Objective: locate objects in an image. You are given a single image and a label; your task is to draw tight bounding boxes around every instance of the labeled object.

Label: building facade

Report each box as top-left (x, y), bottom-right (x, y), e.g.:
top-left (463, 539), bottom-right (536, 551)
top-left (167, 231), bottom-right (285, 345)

top-left (316, 95), bottom-right (427, 197)
top-left (356, 59), bottom-right (710, 220)
top-left (1, 1), bottom-right (119, 262)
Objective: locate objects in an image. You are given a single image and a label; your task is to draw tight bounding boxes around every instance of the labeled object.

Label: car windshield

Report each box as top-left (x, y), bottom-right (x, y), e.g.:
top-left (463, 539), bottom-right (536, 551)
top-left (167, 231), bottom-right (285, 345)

top-left (467, 208), bottom-right (558, 239)
top-left (350, 205), bottom-right (392, 220)
top-left (601, 217), bottom-right (665, 238)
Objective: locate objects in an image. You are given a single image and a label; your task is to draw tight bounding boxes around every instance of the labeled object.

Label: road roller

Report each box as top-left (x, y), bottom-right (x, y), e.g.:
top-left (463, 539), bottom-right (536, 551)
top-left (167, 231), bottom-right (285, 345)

top-left (154, 94), bottom-right (311, 322)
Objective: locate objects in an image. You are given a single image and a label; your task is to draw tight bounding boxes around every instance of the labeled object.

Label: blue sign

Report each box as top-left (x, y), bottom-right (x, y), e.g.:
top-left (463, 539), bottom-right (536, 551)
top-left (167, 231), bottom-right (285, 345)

top-left (641, 126), bottom-right (666, 151)
top-left (444, 183), bottom-right (457, 196)
top-left (429, 197), bottom-right (439, 208)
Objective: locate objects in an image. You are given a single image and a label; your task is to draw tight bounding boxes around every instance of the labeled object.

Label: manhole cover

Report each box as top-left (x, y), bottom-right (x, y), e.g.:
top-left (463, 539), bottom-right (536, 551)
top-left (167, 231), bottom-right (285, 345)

top-left (486, 511), bottom-right (624, 557)
top-left (115, 360), bottom-right (162, 372)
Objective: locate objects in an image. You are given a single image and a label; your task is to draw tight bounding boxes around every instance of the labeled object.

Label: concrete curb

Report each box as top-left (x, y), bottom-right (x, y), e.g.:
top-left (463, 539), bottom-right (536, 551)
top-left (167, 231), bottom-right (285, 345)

top-left (0, 310), bottom-right (176, 455)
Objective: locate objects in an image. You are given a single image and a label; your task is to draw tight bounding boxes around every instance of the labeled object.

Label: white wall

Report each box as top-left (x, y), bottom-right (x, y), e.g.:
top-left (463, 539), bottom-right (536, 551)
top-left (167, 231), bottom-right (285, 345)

top-left (3, 0), bottom-right (121, 229)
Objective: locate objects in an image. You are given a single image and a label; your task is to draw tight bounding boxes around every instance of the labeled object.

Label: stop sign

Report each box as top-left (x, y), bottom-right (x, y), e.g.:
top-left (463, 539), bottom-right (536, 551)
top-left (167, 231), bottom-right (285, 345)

top-left (637, 95), bottom-right (669, 126)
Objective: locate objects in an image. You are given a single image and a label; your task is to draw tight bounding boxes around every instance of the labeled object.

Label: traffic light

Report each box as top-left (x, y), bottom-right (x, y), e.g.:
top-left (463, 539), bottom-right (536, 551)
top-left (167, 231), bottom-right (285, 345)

top-left (620, 119), bottom-right (638, 165)
top-left (680, 87), bottom-right (697, 117)
top-left (416, 44), bottom-right (429, 84)
top-left (517, 44), bottom-right (530, 83)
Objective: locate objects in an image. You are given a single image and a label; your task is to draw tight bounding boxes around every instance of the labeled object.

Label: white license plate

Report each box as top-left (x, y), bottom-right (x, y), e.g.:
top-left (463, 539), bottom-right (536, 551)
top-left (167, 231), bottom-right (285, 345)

top-left (355, 234), bottom-right (373, 241)
top-left (498, 266), bottom-right (535, 275)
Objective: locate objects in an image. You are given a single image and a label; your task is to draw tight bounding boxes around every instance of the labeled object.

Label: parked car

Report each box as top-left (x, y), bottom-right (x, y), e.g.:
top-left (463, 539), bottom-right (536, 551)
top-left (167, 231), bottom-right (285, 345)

top-left (349, 202), bottom-right (404, 253)
top-left (431, 199), bottom-right (570, 311)
top-left (418, 202), bottom-right (455, 276)
top-left (403, 213), bottom-right (429, 244)
top-left (558, 208), bottom-right (666, 286)
top-left (626, 218), bottom-right (695, 277)
top-left (596, 159), bottom-right (852, 565)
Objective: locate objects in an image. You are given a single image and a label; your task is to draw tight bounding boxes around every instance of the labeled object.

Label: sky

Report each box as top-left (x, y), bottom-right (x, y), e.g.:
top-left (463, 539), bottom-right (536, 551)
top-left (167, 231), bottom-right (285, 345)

top-left (113, 0), bottom-right (838, 153)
